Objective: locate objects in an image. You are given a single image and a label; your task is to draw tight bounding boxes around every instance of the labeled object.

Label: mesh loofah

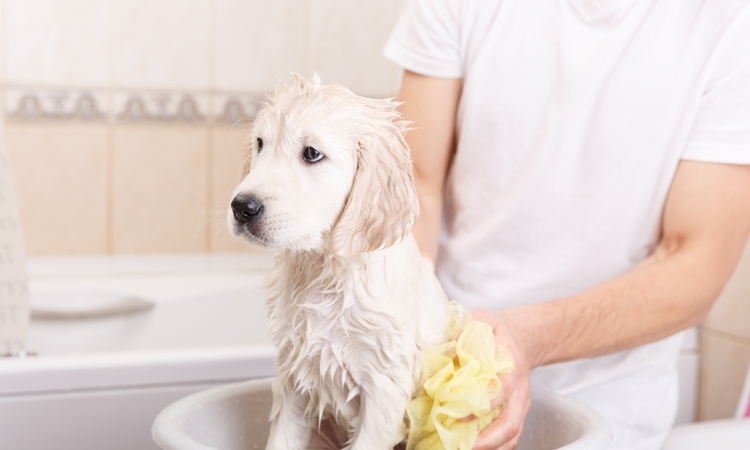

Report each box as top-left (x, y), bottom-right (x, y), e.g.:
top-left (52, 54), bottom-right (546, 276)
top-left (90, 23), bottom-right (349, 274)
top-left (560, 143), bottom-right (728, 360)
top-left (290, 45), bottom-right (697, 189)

top-left (406, 302), bottom-right (515, 450)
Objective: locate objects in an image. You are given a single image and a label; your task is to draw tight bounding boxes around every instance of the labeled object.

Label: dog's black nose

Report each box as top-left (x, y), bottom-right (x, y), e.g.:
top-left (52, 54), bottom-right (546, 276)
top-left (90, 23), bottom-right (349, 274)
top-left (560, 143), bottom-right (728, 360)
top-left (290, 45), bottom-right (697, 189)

top-left (231, 195), bottom-right (263, 223)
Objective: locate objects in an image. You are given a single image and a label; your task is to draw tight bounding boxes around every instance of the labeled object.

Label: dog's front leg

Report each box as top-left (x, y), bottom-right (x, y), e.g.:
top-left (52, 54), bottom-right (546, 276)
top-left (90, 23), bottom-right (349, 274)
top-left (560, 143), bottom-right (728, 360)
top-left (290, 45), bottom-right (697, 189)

top-left (266, 377), bottom-right (315, 450)
top-left (348, 373), bottom-right (410, 450)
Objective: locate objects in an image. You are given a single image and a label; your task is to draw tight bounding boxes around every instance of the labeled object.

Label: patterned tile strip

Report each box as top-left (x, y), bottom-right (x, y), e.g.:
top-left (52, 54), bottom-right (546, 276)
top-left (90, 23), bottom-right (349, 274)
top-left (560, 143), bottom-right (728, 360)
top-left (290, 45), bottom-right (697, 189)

top-left (3, 87), bottom-right (264, 125)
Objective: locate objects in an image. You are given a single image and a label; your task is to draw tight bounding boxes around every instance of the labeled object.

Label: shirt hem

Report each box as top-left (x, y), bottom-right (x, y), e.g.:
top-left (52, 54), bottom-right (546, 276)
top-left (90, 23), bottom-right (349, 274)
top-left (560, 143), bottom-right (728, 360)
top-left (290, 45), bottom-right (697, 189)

top-left (383, 42), bottom-right (463, 79)
top-left (681, 143), bottom-right (750, 165)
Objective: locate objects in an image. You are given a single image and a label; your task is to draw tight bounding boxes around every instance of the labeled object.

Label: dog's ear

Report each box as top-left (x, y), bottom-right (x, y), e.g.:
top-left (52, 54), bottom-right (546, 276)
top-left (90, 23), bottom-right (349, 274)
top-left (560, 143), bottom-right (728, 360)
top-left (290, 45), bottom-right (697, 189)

top-left (330, 100), bottom-right (418, 258)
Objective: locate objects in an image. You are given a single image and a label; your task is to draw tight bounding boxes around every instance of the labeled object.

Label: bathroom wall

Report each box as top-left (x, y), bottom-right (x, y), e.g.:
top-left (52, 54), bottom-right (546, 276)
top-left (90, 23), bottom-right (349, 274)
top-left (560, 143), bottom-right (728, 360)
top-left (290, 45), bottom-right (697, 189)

top-left (1, 0), bottom-right (404, 256)
top-left (700, 240), bottom-right (750, 420)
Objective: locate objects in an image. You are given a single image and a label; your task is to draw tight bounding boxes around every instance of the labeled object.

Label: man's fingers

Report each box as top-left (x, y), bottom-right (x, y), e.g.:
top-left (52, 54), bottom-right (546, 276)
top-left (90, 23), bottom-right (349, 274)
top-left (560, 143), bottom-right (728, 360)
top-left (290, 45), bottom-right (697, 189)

top-left (497, 433), bottom-right (522, 450)
top-left (473, 386), bottom-right (530, 450)
top-left (473, 416), bottom-right (520, 450)
top-left (490, 372), bottom-right (514, 411)
top-left (460, 371), bottom-right (514, 423)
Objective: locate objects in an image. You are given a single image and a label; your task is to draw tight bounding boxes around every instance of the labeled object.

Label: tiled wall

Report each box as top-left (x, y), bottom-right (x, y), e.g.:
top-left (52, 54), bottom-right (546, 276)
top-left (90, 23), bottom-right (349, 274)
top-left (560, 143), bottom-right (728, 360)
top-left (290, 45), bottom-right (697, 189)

top-left (1, 0), bottom-right (404, 255)
top-left (700, 241), bottom-right (750, 420)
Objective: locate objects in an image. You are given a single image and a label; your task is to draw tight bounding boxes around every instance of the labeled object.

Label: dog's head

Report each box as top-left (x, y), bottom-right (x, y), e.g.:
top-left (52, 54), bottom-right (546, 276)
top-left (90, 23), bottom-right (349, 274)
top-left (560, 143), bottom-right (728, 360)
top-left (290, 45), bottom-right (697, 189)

top-left (229, 74), bottom-right (418, 258)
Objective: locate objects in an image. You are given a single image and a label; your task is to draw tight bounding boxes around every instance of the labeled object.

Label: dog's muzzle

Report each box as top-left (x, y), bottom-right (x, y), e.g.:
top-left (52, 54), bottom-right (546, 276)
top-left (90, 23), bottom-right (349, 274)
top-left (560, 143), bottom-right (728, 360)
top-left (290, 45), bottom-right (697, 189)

top-left (231, 194), bottom-right (264, 225)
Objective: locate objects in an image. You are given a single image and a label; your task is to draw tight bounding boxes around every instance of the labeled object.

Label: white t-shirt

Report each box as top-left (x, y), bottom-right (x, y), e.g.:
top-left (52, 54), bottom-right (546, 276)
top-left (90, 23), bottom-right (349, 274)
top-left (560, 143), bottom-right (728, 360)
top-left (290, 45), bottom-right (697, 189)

top-left (385, 1), bottom-right (750, 449)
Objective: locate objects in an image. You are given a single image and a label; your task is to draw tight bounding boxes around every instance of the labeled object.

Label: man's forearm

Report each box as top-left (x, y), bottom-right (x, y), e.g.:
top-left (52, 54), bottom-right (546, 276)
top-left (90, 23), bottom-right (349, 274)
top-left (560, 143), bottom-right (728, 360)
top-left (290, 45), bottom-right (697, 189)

top-left (412, 188), bottom-right (443, 260)
top-left (504, 243), bottom-right (736, 369)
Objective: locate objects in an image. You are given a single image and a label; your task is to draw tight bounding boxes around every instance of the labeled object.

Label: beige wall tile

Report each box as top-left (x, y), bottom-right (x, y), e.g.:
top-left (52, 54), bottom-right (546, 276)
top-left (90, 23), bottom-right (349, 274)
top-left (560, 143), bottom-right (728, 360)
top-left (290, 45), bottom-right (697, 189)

top-left (5, 123), bottom-right (107, 255)
top-left (113, 0), bottom-right (210, 90)
top-left (215, 0), bottom-right (308, 93)
top-left (209, 126), bottom-right (257, 252)
top-left (705, 239), bottom-right (750, 340)
top-left (112, 125), bottom-right (207, 253)
top-left (309, 0), bottom-right (402, 97)
top-left (6, 0), bottom-right (109, 87)
top-left (699, 331), bottom-right (750, 420)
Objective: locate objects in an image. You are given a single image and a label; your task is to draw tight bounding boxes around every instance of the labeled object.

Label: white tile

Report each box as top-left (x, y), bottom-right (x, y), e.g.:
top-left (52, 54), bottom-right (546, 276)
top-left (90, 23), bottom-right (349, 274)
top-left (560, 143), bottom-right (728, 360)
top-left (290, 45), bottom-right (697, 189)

top-left (309, 0), bottom-right (402, 96)
top-left (113, 0), bottom-right (211, 90)
top-left (5, 0), bottom-right (109, 86)
top-left (214, 0), bottom-right (308, 93)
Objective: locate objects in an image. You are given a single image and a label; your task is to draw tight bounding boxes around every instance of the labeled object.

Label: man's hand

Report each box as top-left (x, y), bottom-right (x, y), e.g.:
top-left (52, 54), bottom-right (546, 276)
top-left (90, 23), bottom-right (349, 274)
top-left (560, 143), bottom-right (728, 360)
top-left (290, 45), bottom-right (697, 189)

top-left (460, 310), bottom-right (532, 450)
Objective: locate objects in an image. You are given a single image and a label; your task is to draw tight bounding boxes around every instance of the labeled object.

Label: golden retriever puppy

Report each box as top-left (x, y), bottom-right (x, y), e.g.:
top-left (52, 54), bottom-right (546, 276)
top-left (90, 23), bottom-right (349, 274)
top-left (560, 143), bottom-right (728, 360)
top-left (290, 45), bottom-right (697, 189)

top-left (229, 74), bottom-right (450, 450)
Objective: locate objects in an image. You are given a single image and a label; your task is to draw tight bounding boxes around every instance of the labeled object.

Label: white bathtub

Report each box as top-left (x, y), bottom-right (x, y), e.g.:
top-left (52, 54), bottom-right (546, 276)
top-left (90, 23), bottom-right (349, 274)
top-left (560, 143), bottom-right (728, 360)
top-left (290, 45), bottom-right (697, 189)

top-left (0, 253), bottom-right (276, 450)
top-left (0, 253), bottom-right (701, 450)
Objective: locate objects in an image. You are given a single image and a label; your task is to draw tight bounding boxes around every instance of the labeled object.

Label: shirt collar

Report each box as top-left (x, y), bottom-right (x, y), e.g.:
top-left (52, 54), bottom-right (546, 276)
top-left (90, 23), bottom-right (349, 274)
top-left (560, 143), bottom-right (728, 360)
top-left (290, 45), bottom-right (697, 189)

top-left (568, 0), bottom-right (639, 24)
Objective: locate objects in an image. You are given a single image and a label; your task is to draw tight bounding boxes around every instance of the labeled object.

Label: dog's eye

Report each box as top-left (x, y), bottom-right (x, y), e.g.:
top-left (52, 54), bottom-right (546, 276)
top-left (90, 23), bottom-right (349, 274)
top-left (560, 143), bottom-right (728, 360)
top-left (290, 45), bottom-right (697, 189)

top-left (257, 138), bottom-right (263, 153)
top-left (303, 146), bottom-right (324, 163)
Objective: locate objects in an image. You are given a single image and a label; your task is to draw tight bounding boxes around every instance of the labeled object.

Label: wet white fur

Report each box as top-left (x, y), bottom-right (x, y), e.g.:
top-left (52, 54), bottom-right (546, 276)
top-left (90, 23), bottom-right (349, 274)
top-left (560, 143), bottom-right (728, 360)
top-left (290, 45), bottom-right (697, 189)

top-left (230, 74), bottom-right (450, 450)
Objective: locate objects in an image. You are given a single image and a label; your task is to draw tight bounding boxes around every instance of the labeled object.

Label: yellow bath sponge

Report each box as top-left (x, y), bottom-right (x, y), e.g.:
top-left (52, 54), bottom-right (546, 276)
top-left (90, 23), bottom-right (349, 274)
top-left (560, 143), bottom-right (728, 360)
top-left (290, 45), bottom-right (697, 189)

top-left (406, 302), bottom-right (515, 450)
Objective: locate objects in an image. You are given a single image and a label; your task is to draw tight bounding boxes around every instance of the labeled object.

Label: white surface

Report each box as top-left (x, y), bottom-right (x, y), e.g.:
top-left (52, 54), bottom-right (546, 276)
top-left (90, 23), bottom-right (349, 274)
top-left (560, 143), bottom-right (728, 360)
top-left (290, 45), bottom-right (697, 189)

top-left (152, 378), bottom-right (612, 450)
top-left (0, 253), bottom-right (276, 450)
top-left (664, 419), bottom-right (750, 450)
top-left (674, 327), bottom-right (700, 426)
top-left (675, 352), bottom-right (700, 425)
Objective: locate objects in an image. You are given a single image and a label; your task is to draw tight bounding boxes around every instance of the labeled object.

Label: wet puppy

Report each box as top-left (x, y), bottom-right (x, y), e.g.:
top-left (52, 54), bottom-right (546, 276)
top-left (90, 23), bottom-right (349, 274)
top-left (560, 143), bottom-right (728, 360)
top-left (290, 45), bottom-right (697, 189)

top-left (229, 74), bottom-right (449, 450)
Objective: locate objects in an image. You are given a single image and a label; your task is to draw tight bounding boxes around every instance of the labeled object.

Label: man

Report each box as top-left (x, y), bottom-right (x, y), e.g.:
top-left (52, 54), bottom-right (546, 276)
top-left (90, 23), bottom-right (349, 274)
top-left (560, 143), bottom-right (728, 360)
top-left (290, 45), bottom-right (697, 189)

top-left (384, 0), bottom-right (750, 449)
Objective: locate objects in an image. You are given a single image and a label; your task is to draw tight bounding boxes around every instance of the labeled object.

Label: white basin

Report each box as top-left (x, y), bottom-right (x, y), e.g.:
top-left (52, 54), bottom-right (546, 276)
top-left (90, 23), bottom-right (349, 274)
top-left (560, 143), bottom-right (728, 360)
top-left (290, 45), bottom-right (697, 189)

top-left (152, 378), bottom-right (612, 450)
top-left (663, 418), bottom-right (750, 450)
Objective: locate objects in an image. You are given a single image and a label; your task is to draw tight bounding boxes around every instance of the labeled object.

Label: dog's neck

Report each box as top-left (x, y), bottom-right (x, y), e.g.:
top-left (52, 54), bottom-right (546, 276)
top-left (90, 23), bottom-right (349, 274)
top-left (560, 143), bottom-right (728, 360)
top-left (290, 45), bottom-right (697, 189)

top-left (266, 248), bottom-right (381, 308)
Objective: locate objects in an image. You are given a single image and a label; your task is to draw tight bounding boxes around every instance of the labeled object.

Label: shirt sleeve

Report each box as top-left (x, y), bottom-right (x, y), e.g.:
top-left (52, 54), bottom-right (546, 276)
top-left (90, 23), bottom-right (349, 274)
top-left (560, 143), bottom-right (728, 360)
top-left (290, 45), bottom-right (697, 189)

top-left (682, 14), bottom-right (750, 164)
top-left (383, 0), bottom-right (463, 79)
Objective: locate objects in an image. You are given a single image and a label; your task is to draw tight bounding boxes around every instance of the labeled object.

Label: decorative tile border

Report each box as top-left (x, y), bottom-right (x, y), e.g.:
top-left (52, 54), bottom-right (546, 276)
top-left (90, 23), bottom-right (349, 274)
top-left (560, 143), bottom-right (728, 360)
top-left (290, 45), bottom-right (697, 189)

top-left (5, 88), bottom-right (107, 122)
top-left (113, 91), bottom-right (208, 124)
top-left (3, 87), bottom-right (265, 126)
top-left (213, 93), bottom-right (265, 125)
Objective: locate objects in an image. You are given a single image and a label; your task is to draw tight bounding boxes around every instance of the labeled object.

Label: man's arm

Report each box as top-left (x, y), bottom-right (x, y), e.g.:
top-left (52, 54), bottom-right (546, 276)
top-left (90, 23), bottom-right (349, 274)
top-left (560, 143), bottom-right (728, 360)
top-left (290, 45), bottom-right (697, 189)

top-left (397, 70), bottom-right (462, 260)
top-left (509, 160), bottom-right (750, 367)
top-left (474, 160), bottom-right (750, 450)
